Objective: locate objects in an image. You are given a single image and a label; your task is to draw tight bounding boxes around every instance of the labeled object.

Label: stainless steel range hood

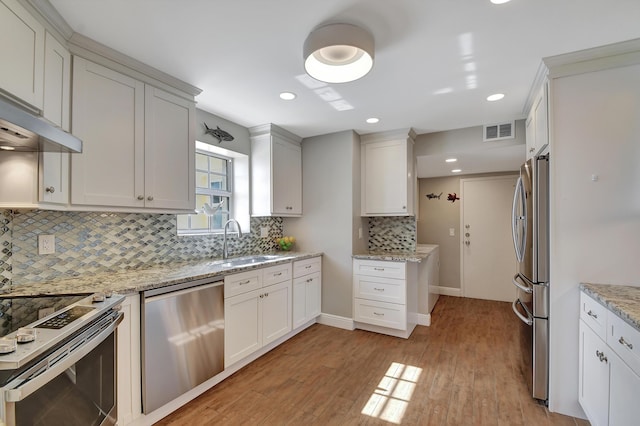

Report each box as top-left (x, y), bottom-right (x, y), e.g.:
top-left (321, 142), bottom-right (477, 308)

top-left (0, 98), bottom-right (82, 153)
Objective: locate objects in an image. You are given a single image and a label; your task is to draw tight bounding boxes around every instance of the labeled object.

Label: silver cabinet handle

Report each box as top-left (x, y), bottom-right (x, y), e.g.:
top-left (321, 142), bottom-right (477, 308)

top-left (239, 280), bottom-right (251, 285)
top-left (465, 241), bottom-right (470, 246)
top-left (587, 310), bottom-right (598, 319)
top-left (274, 272), bottom-right (282, 277)
top-left (374, 268), bottom-right (385, 271)
top-left (137, 195), bottom-right (144, 200)
top-left (529, 147), bottom-right (535, 153)
top-left (373, 312), bottom-right (384, 316)
top-left (259, 294), bottom-right (264, 298)
top-left (373, 287), bottom-right (385, 292)
top-left (619, 336), bottom-right (634, 350)
top-left (147, 196), bottom-right (154, 201)
top-left (306, 278), bottom-right (313, 283)
top-left (45, 186), bottom-right (55, 193)
top-left (596, 350), bottom-right (608, 363)
top-left (305, 265), bottom-right (312, 269)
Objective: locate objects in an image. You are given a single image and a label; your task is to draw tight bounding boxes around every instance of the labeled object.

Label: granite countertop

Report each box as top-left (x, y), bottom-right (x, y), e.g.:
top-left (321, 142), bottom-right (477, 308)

top-left (353, 244), bottom-right (439, 263)
top-left (1, 252), bottom-right (322, 297)
top-left (580, 283), bottom-right (640, 331)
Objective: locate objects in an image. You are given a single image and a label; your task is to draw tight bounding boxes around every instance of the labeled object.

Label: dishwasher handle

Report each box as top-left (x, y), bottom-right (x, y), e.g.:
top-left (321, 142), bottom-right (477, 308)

top-left (143, 280), bottom-right (224, 303)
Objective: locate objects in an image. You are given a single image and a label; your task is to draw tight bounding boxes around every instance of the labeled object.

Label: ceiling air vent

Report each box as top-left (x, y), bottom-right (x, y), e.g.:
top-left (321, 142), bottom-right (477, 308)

top-left (483, 121), bottom-right (514, 142)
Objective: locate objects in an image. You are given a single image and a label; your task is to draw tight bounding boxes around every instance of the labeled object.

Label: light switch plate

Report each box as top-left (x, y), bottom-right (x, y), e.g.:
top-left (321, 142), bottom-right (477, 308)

top-left (449, 228), bottom-right (455, 237)
top-left (38, 234), bottom-right (55, 254)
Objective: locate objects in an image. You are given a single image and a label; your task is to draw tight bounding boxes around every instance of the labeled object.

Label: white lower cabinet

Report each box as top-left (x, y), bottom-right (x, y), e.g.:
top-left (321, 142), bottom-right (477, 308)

top-left (353, 258), bottom-right (417, 338)
top-left (579, 292), bottom-right (640, 426)
top-left (117, 293), bottom-right (142, 426)
top-left (224, 263), bottom-right (292, 368)
top-left (292, 256), bottom-right (322, 329)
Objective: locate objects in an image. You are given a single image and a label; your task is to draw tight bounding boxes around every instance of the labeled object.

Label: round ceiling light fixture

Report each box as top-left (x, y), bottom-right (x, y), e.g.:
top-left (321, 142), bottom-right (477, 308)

top-left (366, 117), bottom-right (379, 124)
top-left (303, 23), bottom-right (374, 84)
top-left (487, 93), bottom-right (505, 101)
top-left (279, 92), bottom-right (297, 100)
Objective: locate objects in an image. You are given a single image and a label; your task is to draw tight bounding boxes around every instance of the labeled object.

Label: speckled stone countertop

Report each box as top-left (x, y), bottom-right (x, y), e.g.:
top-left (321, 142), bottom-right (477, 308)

top-left (1, 252), bottom-right (322, 297)
top-left (353, 244), bottom-right (439, 263)
top-left (580, 283), bottom-right (640, 331)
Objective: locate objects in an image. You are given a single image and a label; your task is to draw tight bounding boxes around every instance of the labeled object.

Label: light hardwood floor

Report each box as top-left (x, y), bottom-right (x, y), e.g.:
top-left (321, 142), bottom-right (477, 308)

top-left (156, 296), bottom-right (589, 425)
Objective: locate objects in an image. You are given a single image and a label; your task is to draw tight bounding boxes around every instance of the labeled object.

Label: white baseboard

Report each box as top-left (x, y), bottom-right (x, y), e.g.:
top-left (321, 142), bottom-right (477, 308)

top-left (435, 286), bottom-right (462, 297)
top-left (317, 313), bottom-right (355, 330)
top-left (415, 312), bottom-right (432, 326)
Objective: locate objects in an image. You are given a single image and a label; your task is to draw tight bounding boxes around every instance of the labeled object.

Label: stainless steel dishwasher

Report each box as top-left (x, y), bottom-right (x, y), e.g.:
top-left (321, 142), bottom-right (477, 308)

top-left (141, 278), bottom-right (224, 413)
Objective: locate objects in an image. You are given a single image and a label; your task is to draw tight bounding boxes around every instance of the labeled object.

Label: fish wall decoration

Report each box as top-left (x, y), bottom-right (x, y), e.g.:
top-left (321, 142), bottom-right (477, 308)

top-left (447, 193), bottom-right (460, 203)
top-left (426, 192), bottom-right (443, 200)
top-left (204, 123), bottom-right (234, 143)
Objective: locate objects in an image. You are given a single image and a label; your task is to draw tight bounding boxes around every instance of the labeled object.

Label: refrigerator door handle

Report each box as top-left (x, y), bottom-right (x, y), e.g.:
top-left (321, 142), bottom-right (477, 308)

top-left (512, 176), bottom-right (526, 263)
top-left (512, 273), bottom-right (533, 294)
top-left (512, 299), bottom-right (533, 326)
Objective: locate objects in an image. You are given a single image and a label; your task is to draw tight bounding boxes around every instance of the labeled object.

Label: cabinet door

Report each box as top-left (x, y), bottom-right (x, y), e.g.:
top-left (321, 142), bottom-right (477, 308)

top-left (117, 294), bottom-right (142, 425)
top-left (71, 57), bottom-right (145, 207)
top-left (144, 86), bottom-right (195, 210)
top-left (261, 281), bottom-right (291, 345)
top-left (292, 272), bottom-right (320, 329)
top-left (271, 137), bottom-right (302, 215)
top-left (609, 354), bottom-right (640, 426)
top-left (362, 140), bottom-right (408, 215)
top-left (41, 32), bottom-right (71, 205)
top-left (579, 320), bottom-right (610, 426)
top-left (525, 109), bottom-right (536, 160)
top-left (533, 83), bottom-right (549, 154)
top-left (224, 289), bottom-right (261, 368)
top-left (0, 0), bottom-right (44, 109)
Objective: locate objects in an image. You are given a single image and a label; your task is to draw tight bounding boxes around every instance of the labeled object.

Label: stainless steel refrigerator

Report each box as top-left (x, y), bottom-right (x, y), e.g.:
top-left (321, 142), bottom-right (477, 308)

top-left (511, 154), bottom-right (549, 404)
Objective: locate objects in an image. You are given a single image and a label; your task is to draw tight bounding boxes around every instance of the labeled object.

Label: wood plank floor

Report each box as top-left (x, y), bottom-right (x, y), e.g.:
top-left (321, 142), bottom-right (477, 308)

top-left (156, 296), bottom-right (589, 425)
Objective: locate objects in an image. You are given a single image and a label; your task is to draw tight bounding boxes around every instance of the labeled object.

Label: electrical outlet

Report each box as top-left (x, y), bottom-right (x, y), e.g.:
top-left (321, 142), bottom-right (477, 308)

top-left (38, 234), bottom-right (55, 255)
top-left (449, 228), bottom-right (455, 237)
top-left (260, 226), bottom-right (269, 238)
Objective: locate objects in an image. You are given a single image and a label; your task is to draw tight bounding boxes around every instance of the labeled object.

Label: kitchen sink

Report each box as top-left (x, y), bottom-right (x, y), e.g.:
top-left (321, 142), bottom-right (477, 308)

top-left (211, 254), bottom-right (293, 269)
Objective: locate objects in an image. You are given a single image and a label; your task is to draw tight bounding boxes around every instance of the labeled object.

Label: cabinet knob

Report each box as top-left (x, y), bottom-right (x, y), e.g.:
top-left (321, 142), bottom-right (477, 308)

top-left (137, 195), bottom-right (144, 200)
top-left (45, 186), bottom-right (55, 193)
top-left (619, 336), bottom-right (634, 350)
top-left (465, 241), bottom-right (470, 246)
top-left (402, 206), bottom-right (406, 210)
top-left (147, 196), bottom-right (154, 201)
top-left (529, 147), bottom-right (535, 153)
top-left (595, 350), bottom-right (608, 363)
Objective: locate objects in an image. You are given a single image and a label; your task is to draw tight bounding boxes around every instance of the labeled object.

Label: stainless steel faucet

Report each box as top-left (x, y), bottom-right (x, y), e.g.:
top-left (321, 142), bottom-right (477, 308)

top-left (222, 219), bottom-right (242, 259)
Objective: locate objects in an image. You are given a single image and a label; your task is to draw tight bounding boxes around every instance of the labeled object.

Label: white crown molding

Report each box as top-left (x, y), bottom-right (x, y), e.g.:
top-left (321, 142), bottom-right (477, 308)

top-left (248, 123), bottom-right (302, 144)
top-left (25, 0), bottom-right (73, 39)
top-left (360, 127), bottom-right (417, 144)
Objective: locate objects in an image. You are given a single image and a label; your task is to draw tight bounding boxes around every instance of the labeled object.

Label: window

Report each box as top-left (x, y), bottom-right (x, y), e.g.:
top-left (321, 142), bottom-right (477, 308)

top-left (177, 149), bottom-right (232, 234)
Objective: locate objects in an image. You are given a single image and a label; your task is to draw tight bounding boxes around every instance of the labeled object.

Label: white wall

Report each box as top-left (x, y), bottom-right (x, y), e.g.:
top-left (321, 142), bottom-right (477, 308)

top-left (284, 130), bottom-right (366, 318)
top-left (549, 62), bottom-right (640, 416)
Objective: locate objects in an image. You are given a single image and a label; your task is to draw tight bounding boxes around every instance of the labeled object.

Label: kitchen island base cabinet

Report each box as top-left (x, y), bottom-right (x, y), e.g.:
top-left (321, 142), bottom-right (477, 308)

top-left (353, 259), bottom-right (417, 339)
top-left (579, 292), bottom-right (640, 426)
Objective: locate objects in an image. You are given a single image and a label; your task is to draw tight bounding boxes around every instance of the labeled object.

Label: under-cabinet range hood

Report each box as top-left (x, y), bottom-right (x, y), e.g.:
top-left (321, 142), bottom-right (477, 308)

top-left (0, 97), bottom-right (82, 153)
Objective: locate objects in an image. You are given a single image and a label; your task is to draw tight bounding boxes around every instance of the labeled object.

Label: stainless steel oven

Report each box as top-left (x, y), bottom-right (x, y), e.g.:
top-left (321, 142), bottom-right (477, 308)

top-left (0, 293), bottom-right (124, 426)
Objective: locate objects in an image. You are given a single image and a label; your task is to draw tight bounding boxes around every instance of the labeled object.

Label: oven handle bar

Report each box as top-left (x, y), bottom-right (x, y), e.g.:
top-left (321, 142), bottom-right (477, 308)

top-left (512, 273), bottom-right (533, 294)
top-left (4, 311), bottom-right (123, 403)
top-left (512, 299), bottom-right (533, 326)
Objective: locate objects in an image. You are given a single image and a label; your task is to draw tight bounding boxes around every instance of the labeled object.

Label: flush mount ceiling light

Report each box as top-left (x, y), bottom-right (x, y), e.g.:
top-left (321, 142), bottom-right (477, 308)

top-left (487, 93), bottom-right (505, 101)
top-left (445, 158), bottom-right (457, 163)
top-left (303, 23), bottom-right (374, 84)
top-left (366, 117), bottom-right (379, 124)
top-left (279, 92), bottom-right (297, 100)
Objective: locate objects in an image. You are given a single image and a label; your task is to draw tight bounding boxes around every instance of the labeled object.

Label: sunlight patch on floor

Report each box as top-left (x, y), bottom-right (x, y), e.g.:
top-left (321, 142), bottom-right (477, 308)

top-left (361, 362), bottom-right (423, 424)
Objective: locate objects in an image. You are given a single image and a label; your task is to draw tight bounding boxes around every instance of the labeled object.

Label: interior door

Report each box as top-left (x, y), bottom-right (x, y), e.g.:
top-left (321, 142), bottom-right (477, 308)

top-left (461, 175), bottom-right (518, 302)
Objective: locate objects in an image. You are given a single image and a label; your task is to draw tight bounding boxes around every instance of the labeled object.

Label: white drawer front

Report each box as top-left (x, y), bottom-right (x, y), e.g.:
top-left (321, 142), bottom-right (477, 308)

top-left (262, 263), bottom-right (292, 287)
top-left (580, 292), bottom-right (607, 339)
top-left (607, 312), bottom-right (640, 375)
top-left (293, 257), bottom-right (321, 278)
top-left (354, 275), bottom-right (405, 305)
top-left (224, 269), bottom-right (262, 298)
top-left (353, 259), bottom-right (405, 280)
top-left (354, 298), bottom-right (406, 330)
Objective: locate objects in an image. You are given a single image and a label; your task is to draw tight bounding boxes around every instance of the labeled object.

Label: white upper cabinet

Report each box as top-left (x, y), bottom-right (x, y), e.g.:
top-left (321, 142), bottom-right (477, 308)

top-left (361, 129), bottom-right (416, 216)
top-left (525, 77), bottom-right (549, 160)
top-left (71, 57), bottom-right (195, 212)
top-left (0, 0), bottom-right (45, 109)
top-left (250, 124), bottom-right (302, 217)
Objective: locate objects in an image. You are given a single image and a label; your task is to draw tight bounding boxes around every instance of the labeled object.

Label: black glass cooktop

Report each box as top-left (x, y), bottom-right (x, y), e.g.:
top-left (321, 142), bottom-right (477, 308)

top-left (0, 294), bottom-right (90, 337)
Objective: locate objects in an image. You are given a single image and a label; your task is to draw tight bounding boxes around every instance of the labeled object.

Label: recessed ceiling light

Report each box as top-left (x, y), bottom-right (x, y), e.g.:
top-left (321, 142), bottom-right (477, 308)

top-left (445, 158), bottom-right (457, 163)
top-left (487, 93), bottom-right (505, 102)
top-left (279, 92), bottom-right (297, 100)
top-left (452, 169), bottom-right (462, 173)
top-left (366, 117), bottom-right (379, 124)
top-left (0, 146), bottom-right (15, 151)
top-left (491, 0), bottom-right (511, 4)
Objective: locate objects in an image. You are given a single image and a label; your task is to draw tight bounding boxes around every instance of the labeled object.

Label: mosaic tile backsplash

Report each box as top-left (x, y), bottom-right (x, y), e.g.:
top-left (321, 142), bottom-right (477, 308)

top-left (0, 209), bottom-right (283, 288)
top-left (368, 216), bottom-right (416, 252)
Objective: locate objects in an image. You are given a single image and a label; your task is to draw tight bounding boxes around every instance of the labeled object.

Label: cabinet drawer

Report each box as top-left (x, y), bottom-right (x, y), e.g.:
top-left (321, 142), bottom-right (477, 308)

top-left (262, 263), bottom-right (292, 286)
top-left (354, 298), bottom-right (406, 330)
top-left (607, 312), bottom-right (640, 375)
top-left (580, 292), bottom-right (607, 339)
top-left (353, 259), bottom-right (405, 279)
top-left (224, 270), bottom-right (262, 298)
top-left (293, 257), bottom-right (321, 278)
top-left (354, 275), bottom-right (405, 305)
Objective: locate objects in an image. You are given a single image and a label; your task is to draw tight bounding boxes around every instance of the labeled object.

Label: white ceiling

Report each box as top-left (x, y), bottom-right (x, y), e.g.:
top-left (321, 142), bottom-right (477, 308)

top-left (48, 0), bottom-right (640, 176)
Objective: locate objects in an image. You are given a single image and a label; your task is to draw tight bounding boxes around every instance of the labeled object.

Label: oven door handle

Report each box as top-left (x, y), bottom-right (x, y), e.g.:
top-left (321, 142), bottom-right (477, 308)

top-left (512, 273), bottom-right (533, 294)
top-left (512, 299), bottom-right (533, 326)
top-left (4, 312), bottom-right (123, 403)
